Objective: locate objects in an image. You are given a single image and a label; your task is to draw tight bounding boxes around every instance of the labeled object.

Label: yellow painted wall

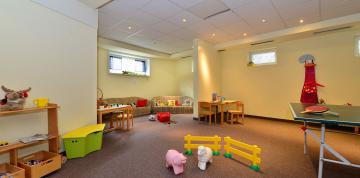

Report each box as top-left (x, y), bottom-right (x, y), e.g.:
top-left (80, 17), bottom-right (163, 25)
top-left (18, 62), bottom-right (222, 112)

top-left (98, 48), bottom-right (181, 99)
top-left (193, 40), bottom-right (222, 117)
top-left (176, 57), bottom-right (194, 97)
top-left (0, 1), bottom-right (97, 162)
top-left (221, 29), bottom-right (360, 119)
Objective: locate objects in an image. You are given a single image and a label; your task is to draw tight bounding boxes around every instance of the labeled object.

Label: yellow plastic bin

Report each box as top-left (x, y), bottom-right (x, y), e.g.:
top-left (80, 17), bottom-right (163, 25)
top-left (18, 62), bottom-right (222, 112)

top-left (63, 124), bottom-right (105, 159)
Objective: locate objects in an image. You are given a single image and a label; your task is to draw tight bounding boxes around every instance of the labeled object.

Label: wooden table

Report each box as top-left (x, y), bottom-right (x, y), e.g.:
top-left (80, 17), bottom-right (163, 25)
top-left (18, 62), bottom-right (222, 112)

top-left (97, 105), bottom-right (130, 132)
top-left (209, 100), bottom-right (241, 124)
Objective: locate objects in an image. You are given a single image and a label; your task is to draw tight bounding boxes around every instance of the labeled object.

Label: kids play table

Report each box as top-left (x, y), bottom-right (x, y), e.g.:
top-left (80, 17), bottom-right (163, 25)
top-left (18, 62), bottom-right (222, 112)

top-left (289, 103), bottom-right (360, 178)
top-left (209, 100), bottom-right (243, 124)
top-left (97, 105), bottom-right (130, 132)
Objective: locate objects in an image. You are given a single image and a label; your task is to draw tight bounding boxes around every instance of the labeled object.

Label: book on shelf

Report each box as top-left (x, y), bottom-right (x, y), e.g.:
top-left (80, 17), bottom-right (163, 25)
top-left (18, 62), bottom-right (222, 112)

top-left (19, 134), bottom-right (48, 144)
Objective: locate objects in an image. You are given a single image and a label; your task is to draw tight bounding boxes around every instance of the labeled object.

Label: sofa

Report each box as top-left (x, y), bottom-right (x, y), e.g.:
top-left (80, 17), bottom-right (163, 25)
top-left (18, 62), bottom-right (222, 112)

top-left (103, 97), bottom-right (151, 117)
top-left (151, 96), bottom-right (193, 114)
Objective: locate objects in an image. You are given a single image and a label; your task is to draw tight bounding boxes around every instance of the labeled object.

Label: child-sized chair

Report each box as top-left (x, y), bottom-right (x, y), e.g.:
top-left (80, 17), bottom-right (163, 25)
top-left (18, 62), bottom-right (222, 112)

top-left (227, 101), bottom-right (245, 124)
top-left (116, 106), bottom-right (134, 130)
top-left (198, 101), bottom-right (216, 125)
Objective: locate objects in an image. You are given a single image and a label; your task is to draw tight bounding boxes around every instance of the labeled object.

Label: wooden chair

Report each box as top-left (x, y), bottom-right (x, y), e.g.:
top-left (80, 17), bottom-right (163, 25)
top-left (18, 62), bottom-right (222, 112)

top-left (227, 101), bottom-right (245, 124)
top-left (198, 101), bottom-right (216, 125)
top-left (109, 112), bottom-right (120, 129)
top-left (117, 106), bottom-right (134, 130)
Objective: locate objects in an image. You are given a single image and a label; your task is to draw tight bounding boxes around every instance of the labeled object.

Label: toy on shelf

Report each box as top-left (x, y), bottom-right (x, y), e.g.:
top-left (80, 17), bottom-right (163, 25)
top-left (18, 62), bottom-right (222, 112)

top-left (197, 146), bottom-right (213, 170)
top-left (0, 141), bottom-right (8, 147)
top-left (165, 149), bottom-right (187, 175)
top-left (33, 98), bottom-right (49, 108)
top-left (0, 85), bottom-right (31, 111)
top-left (184, 134), bottom-right (221, 156)
top-left (223, 137), bottom-right (261, 171)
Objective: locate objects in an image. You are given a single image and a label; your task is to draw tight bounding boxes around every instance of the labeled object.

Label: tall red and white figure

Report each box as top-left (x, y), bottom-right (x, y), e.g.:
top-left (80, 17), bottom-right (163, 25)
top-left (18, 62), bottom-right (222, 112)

top-left (299, 55), bottom-right (324, 104)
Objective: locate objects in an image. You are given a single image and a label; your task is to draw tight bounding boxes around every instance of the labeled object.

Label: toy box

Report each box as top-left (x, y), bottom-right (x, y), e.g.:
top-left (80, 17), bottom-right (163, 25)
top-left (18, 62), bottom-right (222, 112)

top-left (63, 124), bottom-right (105, 159)
top-left (17, 151), bottom-right (61, 178)
top-left (0, 163), bottom-right (25, 178)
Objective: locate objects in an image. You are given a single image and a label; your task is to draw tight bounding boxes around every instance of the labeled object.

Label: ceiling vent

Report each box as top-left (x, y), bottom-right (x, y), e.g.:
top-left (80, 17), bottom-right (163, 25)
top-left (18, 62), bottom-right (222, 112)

top-left (250, 40), bottom-right (274, 46)
top-left (313, 26), bottom-right (352, 35)
top-left (181, 55), bottom-right (192, 59)
top-left (203, 8), bottom-right (231, 20)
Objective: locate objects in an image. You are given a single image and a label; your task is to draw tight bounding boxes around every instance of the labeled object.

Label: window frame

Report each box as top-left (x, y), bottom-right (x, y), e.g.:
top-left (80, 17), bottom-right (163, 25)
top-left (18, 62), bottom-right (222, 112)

top-left (248, 48), bottom-right (277, 66)
top-left (108, 52), bottom-right (150, 76)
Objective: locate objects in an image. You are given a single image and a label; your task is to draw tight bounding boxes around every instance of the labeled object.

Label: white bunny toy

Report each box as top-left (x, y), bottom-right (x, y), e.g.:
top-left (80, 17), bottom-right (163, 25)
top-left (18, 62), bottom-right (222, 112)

top-left (197, 146), bottom-right (213, 170)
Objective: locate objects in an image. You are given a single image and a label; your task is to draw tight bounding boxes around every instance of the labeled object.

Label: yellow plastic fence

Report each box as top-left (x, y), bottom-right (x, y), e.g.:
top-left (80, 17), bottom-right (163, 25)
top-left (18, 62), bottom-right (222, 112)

top-left (184, 134), bottom-right (221, 155)
top-left (223, 136), bottom-right (261, 171)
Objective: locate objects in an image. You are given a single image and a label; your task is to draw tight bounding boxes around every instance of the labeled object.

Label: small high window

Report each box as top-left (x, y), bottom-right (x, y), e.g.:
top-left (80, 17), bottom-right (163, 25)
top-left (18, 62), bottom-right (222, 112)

top-left (249, 49), bottom-right (277, 66)
top-left (109, 53), bottom-right (150, 76)
top-left (356, 36), bottom-right (360, 57)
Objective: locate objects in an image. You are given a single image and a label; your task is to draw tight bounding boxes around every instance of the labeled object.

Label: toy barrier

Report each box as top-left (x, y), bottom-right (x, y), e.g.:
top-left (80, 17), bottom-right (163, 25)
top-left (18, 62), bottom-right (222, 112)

top-left (223, 136), bottom-right (261, 171)
top-left (184, 134), bottom-right (221, 156)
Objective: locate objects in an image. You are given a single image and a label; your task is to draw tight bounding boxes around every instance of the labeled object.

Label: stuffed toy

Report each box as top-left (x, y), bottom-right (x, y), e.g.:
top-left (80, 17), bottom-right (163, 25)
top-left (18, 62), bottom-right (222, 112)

top-left (165, 149), bottom-right (187, 175)
top-left (197, 146), bottom-right (213, 170)
top-left (0, 85), bottom-right (31, 111)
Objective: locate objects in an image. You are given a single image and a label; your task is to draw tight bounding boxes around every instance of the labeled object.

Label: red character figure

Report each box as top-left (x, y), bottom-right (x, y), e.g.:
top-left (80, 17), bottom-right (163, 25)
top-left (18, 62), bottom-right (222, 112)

top-left (298, 55), bottom-right (324, 104)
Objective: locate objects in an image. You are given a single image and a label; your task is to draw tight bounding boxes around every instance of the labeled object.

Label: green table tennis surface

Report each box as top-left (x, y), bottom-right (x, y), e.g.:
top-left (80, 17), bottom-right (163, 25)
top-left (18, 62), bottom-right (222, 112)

top-left (289, 103), bottom-right (360, 126)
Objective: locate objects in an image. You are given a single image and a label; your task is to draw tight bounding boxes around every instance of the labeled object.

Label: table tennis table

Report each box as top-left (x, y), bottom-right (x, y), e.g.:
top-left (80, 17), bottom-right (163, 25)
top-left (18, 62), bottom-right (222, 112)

top-left (289, 103), bottom-right (360, 178)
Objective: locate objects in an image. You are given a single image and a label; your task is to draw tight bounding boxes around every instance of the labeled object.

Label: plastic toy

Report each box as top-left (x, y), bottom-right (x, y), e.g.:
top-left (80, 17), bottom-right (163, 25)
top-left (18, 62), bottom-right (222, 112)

top-left (148, 115), bottom-right (156, 121)
top-left (184, 134), bottom-right (221, 156)
top-left (165, 149), bottom-right (187, 175)
top-left (0, 141), bottom-right (9, 147)
top-left (223, 136), bottom-right (261, 171)
top-left (63, 124), bottom-right (105, 159)
top-left (197, 146), bottom-right (213, 170)
top-left (0, 85), bottom-right (31, 111)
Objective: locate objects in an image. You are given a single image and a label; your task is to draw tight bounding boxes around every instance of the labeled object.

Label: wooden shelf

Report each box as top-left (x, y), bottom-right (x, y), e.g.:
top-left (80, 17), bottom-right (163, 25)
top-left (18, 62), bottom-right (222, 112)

top-left (0, 103), bottom-right (59, 165)
top-left (0, 135), bottom-right (58, 154)
top-left (0, 103), bottom-right (58, 116)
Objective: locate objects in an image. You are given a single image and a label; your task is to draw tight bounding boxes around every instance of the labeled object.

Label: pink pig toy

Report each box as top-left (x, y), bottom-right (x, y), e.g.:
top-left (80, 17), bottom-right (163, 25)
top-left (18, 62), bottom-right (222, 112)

top-left (165, 149), bottom-right (187, 175)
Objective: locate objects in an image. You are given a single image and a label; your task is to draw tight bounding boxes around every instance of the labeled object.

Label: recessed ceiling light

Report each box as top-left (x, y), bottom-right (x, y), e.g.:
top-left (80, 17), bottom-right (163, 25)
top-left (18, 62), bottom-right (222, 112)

top-left (299, 19), bottom-right (304, 23)
top-left (182, 18), bottom-right (187, 22)
top-left (243, 33), bottom-right (247, 36)
top-left (128, 26), bottom-right (132, 30)
top-left (261, 19), bottom-right (266, 23)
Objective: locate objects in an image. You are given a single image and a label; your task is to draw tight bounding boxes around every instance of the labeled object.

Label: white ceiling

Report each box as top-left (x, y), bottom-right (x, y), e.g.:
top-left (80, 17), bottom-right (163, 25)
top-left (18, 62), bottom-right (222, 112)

top-left (79, 0), bottom-right (112, 9)
top-left (98, 0), bottom-right (360, 54)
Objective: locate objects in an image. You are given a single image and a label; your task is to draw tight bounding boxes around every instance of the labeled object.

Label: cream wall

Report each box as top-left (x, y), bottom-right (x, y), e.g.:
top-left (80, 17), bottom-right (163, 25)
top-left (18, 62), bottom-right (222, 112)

top-left (176, 57), bottom-right (194, 98)
top-left (98, 48), bottom-right (180, 99)
top-left (221, 29), bottom-right (360, 119)
top-left (0, 1), bottom-right (97, 162)
top-left (193, 40), bottom-right (222, 117)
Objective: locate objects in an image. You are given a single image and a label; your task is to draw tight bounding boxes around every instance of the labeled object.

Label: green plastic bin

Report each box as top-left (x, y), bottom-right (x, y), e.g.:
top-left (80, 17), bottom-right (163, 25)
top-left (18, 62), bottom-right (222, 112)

top-left (63, 124), bottom-right (105, 159)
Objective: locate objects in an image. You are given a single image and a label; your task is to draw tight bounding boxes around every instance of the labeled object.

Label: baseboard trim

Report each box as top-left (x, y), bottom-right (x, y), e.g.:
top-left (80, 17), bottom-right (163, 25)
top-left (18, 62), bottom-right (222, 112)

top-left (245, 114), bottom-right (298, 124)
top-left (194, 114), bottom-right (358, 134)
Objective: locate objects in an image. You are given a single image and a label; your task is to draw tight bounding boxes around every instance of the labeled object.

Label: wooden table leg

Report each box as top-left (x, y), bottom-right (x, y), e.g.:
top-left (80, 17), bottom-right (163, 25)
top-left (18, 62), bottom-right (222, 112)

top-left (121, 113), bottom-right (124, 130)
top-left (221, 104), bottom-right (224, 125)
top-left (355, 126), bottom-right (359, 134)
top-left (127, 116), bottom-right (130, 130)
top-left (98, 113), bottom-right (103, 124)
